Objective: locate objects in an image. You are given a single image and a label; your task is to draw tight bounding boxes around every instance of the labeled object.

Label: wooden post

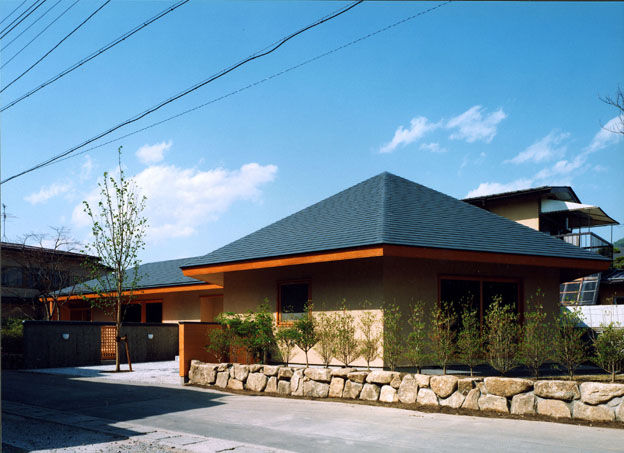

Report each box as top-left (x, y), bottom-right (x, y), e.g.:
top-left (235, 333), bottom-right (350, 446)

top-left (119, 335), bottom-right (132, 372)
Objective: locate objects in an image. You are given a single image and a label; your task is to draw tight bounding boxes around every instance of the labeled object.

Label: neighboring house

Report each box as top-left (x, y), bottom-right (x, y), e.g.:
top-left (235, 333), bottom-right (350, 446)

top-left (1, 242), bottom-right (99, 320)
top-left (179, 172), bottom-right (609, 367)
top-left (58, 258), bottom-right (223, 323)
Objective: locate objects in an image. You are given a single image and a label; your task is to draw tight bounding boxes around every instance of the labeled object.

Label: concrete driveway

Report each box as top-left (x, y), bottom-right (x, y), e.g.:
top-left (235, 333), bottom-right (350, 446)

top-left (2, 370), bottom-right (623, 452)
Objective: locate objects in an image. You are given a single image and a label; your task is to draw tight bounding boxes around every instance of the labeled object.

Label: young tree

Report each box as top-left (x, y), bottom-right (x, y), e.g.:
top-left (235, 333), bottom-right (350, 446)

top-left (485, 297), bottom-right (519, 376)
top-left (456, 305), bottom-right (482, 377)
top-left (518, 295), bottom-right (552, 379)
top-left (404, 300), bottom-right (428, 374)
top-left (592, 322), bottom-right (624, 382)
top-left (275, 325), bottom-right (298, 366)
top-left (358, 302), bottom-right (381, 370)
top-left (82, 147), bottom-right (147, 372)
top-left (206, 321), bottom-right (233, 363)
top-left (430, 301), bottom-right (456, 375)
top-left (293, 304), bottom-right (317, 366)
top-left (382, 302), bottom-right (403, 371)
top-left (314, 310), bottom-right (336, 367)
top-left (334, 301), bottom-right (360, 367)
top-left (553, 307), bottom-right (588, 380)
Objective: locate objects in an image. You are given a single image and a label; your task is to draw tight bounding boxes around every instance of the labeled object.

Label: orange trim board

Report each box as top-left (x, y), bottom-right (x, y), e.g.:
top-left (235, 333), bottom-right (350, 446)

top-left (54, 283), bottom-right (222, 301)
top-left (181, 245), bottom-right (610, 277)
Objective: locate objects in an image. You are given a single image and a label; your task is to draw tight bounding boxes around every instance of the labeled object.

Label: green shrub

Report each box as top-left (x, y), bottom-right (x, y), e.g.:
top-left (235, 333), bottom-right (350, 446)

top-left (485, 297), bottom-right (519, 376)
top-left (358, 302), bottom-right (381, 370)
top-left (314, 310), bottom-right (336, 367)
top-left (457, 305), bottom-right (482, 377)
top-left (404, 300), bottom-right (428, 374)
top-left (293, 304), bottom-right (317, 367)
top-left (206, 325), bottom-right (233, 363)
top-left (592, 322), bottom-right (624, 382)
top-left (382, 302), bottom-right (403, 371)
top-left (334, 301), bottom-right (360, 367)
top-left (275, 325), bottom-right (299, 366)
top-left (518, 295), bottom-right (552, 379)
top-left (430, 302), bottom-right (456, 375)
top-left (1, 318), bottom-right (24, 356)
top-left (553, 307), bottom-right (588, 380)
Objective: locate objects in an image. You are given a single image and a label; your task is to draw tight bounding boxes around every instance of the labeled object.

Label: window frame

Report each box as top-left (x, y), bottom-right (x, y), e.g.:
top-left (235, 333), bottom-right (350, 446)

top-left (276, 279), bottom-right (311, 325)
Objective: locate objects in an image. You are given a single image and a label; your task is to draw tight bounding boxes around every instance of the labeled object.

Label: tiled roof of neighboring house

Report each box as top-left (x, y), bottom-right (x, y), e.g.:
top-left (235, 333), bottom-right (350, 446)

top-left (463, 185), bottom-right (581, 204)
top-left (61, 257), bottom-right (207, 295)
top-left (602, 269), bottom-right (624, 284)
top-left (182, 172), bottom-right (608, 269)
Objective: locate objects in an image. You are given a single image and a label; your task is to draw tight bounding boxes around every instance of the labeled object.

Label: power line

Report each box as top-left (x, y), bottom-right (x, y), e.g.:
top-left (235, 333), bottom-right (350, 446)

top-left (49, 1), bottom-right (452, 169)
top-left (1, 0), bottom-right (364, 184)
top-left (1, 0), bottom-right (80, 70)
top-left (1, 0), bottom-right (63, 51)
top-left (0, 0), bottom-right (38, 34)
top-left (0, 0), bottom-right (47, 40)
top-left (0, 0), bottom-right (110, 94)
top-left (1, 0), bottom-right (190, 111)
top-left (0, 0), bottom-right (29, 27)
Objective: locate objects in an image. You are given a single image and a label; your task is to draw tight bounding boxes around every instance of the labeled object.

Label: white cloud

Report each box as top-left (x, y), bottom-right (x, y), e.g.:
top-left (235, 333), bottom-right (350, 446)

top-left (419, 142), bottom-right (447, 153)
top-left (465, 178), bottom-right (534, 198)
top-left (79, 155), bottom-right (93, 181)
top-left (25, 182), bottom-right (72, 205)
top-left (587, 116), bottom-right (622, 153)
top-left (506, 130), bottom-right (570, 164)
top-left (446, 105), bottom-right (507, 143)
top-left (380, 117), bottom-right (440, 153)
top-left (136, 140), bottom-right (172, 165)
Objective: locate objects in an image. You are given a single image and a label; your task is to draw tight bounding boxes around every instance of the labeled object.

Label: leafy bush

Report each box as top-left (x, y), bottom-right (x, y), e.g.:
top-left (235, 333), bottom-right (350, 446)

top-left (485, 297), bottom-right (519, 376)
top-left (1, 318), bottom-right (24, 354)
top-left (293, 304), bottom-right (317, 366)
top-left (314, 311), bottom-right (337, 367)
top-left (592, 322), bottom-right (624, 382)
top-left (456, 305), bottom-right (482, 377)
top-left (334, 301), bottom-right (360, 367)
top-left (382, 302), bottom-right (403, 371)
top-left (553, 307), bottom-right (588, 380)
top-left (430, 302), bottom-right (456, 375)
top-left (275, 325), bottom-right (299, 366)
top-left (404, 300), bottom-right (428, 374)
top-left (358, 302), bottom-right (381, 370)
top-left (206, 324), bottom-right (233, 363)
top-left (518, 295), bottom-right (552, 379)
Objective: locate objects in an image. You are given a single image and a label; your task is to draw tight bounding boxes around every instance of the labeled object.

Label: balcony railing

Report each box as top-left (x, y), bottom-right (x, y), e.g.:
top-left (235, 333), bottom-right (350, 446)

top-left (556, 232), bottom-right (613, 259)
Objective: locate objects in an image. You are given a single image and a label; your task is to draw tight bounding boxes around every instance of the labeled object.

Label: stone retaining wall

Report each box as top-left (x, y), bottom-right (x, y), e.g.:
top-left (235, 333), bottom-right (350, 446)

top-left (189, 361), bottom-right (624, 424)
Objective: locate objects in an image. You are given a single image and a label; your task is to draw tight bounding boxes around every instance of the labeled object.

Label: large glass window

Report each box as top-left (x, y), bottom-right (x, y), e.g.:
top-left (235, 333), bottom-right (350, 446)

top-left (1, 267), bottom-right (23, 287)
top-left (145, 302), bottom-right (163, 323)
top-left (122, 304), bottom-right (142, 323)
top-left (279, 282), bottom-right (309, 322)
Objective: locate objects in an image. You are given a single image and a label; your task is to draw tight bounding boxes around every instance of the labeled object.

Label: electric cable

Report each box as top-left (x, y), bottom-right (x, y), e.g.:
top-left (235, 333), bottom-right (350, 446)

top-left (0, 0), bottom-right (38, 34)
top-left (0, 0), bottom-right (29, 27)
top-left (1, 0), bottom-right (63, 51)
top-left (0, 0), bottom-right (80, 70)
top-left (1, 0), bottom-right (364, 184)
top-left (1, 0), bottom-right (110, 93)
top-left (0, 0), bottom-right (47, 40)
top-left (1, 0), bottom-right (190, 111)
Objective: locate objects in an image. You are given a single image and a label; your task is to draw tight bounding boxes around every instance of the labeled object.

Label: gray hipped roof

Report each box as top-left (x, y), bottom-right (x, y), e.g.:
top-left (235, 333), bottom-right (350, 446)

top-left (182, 172), bottom-right (608, 269)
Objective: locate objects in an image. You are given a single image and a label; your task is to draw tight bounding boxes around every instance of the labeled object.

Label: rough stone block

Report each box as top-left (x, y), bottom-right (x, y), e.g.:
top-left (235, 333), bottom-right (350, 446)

top-left (534, 380), bottom-right (580, 401)
top-left (277, 380), bottom-right (291, 395)
top-left (216, 363), bottom-right (229, 372)
top-left (215, 371), bottom-right (229, 388)
top-left (573, 401), bottom-right (615, 422)
top-left (484, 377), bottom-right (533, 398)
top-left (478, 394), bottom-right (508, 413)
top-left (366, 370), bottom-right (397, 385)
top-left (398, 375), bottom-right (418, 404)
top-left (462, 388), bottom-right (480, 410)
top-left (379, 385), bottom-right (398, 403)
top-left (440, 391), bottom-right (465, 409)
top-left (291, 370), bottom-right (304, 396)
top-left (329, 377), bottom-right (345, 398)
top-left (343, 380), bottom-right (363, 399)
top-left (457, 378), bottom-right (481, 395)
top-left (278, 367), bottom-right (293, 380)
top-left (304, 368), bottom-right (332, 382)
top-left (227, 378), bottom-right (244, 390)
top-left (616, 402), bottom-right (624, 422)
top-left (359, 383), bottom-right (380, 401)
top-left (249, 364), bottom-right (263, 373)
top-left (413, 374), bottom-right (430, 388)
top-left (233, 364), bottom-right (249, 382)
top-left (430, 375), bottom-right (458, 399)
top-left (510, 392), bottom-right (535, 415)
top-left (330, 368), bottom-right (355, 378)
top-left (188, 363), bottom-right (217, 385)
top-left (303, 380), bottom-right (330, 398)
top-left (265, 376), bottom-right (277, 393)
top-left (580, 382), bottom-right (624, 405)
top-left (246, 372), bottom-right (268, 392)
top-left (263, 365), bottom-right (280, 376)
top-left (417, 388), bottom-right (438, 407)
top-left (347, 371), bottom-right (369, 384)
top-left (536, 399), bottom-right (571, 419)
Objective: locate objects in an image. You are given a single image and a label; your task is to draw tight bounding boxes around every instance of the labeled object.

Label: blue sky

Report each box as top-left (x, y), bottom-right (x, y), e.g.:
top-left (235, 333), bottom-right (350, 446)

top-left (1, 1), bottom-right (623, 262)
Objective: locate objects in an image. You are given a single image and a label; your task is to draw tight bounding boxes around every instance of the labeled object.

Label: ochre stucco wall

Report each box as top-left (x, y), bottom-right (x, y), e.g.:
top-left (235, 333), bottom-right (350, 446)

top-left (487, 199), bottom-right (540, 230)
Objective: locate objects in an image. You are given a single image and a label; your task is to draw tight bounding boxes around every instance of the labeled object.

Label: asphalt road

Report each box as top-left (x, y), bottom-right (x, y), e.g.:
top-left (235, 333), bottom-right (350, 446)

top-left (2, 370), bottom-right (623, 452)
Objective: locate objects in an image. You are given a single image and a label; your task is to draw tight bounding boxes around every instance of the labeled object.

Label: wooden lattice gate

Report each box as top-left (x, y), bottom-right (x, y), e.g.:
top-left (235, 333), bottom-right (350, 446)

top-left (101, 326), bottom-right (116, 360)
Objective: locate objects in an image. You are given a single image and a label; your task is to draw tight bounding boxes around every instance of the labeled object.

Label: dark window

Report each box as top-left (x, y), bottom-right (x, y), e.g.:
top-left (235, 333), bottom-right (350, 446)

top-left (279, 283), bottom-right (309, 322)
top-left (2, 267), bottom-right (23, 287)
top-left (145, 303), bottom-right (162, 323)
top-left (483, 281), bottom-right (518, 313)
top-left (615, 297), bottom-right (624, 306)
top-left (123, 304), bottom-right (142, 323)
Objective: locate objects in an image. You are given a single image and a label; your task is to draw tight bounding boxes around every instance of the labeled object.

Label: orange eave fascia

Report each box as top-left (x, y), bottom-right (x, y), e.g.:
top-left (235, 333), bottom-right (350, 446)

top-left (181, 244), bottom-right (611, 278)
top-left (54, 283), bottom-right (222, 301)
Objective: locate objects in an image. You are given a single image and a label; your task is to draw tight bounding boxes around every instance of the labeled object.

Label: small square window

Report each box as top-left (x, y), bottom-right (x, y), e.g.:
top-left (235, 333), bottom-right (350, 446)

top-left (279, 283), bottom-right (309, 322)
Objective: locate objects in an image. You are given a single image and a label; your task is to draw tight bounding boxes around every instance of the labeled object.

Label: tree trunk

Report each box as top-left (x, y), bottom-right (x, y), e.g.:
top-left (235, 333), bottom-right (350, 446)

top-left (115, 297), bottom-right (121, 372)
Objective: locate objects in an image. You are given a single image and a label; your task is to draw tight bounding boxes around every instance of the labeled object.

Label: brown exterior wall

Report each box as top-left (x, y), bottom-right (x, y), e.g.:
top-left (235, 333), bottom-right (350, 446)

top-left (598, 283), bottom-right (624, 305)
top-left (486, 199), bottom-right (540, 230)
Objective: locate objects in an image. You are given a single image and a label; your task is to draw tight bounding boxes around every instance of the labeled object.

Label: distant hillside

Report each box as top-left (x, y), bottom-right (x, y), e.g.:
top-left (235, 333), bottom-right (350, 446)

top-left (615, 238), bottom-right (624, 249)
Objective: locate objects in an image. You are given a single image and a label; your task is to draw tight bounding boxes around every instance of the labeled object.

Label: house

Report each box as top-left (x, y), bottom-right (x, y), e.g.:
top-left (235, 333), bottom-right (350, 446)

top-left (1, 241), bottom-right (101, 320)
top-left (179, 172), bottom-right (610, 367)
top-left (57, 257), bottom-right (223, 323)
